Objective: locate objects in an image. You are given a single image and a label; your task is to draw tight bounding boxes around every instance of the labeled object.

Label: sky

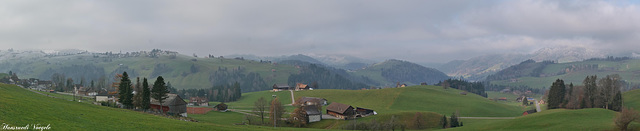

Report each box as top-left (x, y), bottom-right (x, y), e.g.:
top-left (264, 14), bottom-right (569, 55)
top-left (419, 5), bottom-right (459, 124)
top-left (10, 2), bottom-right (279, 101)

top-left (1, 0), bottom-right (639, 63)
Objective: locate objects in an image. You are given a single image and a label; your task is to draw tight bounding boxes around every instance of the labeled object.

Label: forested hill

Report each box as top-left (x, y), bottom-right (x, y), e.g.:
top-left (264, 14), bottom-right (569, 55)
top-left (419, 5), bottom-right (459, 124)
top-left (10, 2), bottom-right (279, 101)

top-left (0, 49), bottom-right (299, 92)
top-left (351, 59), bottom-right (450, 87)
top-left (486, 57), bottom-right (640, 90)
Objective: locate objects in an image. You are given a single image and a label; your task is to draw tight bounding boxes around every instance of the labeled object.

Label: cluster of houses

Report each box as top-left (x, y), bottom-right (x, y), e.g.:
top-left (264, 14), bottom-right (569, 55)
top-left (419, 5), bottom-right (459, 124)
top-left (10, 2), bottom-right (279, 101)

top-left (272, 83), bottom-right (312, 92)
top-left (294, 96), bottom-right (376, 123)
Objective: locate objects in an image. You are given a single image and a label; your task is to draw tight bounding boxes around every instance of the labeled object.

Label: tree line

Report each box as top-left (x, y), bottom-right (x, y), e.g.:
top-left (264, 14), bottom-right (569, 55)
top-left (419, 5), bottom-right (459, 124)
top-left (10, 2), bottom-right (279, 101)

top-left (547, 75), bottom-right (623, 111)
top-left (113, 72), bottom-right (171, 115)
top-left (436, 79), bottom-right (488, 97)
top-left (176, 82), bottom-right (241, 102)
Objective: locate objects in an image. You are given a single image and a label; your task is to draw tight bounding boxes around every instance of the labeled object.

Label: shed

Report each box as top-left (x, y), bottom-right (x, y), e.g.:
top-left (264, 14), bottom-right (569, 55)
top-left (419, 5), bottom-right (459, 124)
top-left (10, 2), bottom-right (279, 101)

top-left (355, 107), bottom-right (376, 117)
top-left (304, 106), bottom-right (322, 123)
top-left (151, 94), bottom-right (188, 117)
top-left (326, 102), bottom-right (355, 120)
top-left (297, 97), bottom-right (328, 106)
top-left (522, 109), bottom-right (537, 116)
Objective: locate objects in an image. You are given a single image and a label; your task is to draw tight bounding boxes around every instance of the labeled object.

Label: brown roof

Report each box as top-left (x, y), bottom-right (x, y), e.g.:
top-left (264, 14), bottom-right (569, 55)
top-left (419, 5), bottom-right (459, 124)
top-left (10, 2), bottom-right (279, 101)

top-left (326, 102), bottom-right (352, 114)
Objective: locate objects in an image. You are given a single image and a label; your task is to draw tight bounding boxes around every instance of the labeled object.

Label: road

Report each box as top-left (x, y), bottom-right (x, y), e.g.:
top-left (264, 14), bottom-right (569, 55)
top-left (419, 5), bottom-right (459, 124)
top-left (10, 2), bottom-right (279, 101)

top-left (458, 117), bottom-right (516, 119)
top-left (289, 90), bottom-right (295, 104)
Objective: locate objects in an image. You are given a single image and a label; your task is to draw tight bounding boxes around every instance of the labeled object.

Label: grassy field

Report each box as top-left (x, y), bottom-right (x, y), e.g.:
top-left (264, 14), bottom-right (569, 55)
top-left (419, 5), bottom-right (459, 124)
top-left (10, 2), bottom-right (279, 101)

top-left (624, 89), bottom-right (640, 111)
top-left (448, 108), bottom-right (637, 131)
top-left (0, 83), bottom-right (315, 131)
top-left (200, 85), bottom-right (524, 129)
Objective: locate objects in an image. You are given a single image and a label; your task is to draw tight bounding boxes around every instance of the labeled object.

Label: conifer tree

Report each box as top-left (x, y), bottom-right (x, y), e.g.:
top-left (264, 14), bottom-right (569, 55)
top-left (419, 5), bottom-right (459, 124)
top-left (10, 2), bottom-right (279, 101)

top-left (118, 72), bottom-right (133, 109)
top-left (547, 79), bottom-right (566, 109)
top-left (142, 78), bottom-right (151, 110)
top-left (151, 76), bottom-right (169, 114)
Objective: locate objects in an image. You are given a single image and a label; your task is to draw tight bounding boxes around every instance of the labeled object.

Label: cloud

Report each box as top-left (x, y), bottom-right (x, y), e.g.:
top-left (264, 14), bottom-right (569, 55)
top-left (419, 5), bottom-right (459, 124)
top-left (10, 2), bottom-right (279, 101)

top-left (0, 0), bottom-right (638, 63)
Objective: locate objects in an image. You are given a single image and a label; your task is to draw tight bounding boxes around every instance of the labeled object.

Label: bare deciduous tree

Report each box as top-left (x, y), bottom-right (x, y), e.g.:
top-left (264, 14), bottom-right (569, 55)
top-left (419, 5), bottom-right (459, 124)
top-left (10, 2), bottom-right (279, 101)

top-left (615, 107), bottom-right (640, 131)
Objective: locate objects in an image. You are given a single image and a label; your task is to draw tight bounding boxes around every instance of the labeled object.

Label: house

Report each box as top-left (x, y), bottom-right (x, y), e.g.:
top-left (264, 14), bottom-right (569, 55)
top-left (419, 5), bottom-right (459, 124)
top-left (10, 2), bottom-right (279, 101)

top-left (498, 97), bottom-right (507, 101)
top-left (37, 81), bottom-right (52, 89)
top-left (355, 107), bottom-right (376, 118)
top-left (297, 97), bottom-right (328, 106)
top-left (151, 94), bottom-right (188, 117)
top-left (189, 97), bottom-right (209, 106)
top-left (326, 102), bottom-right (355, 120)
top-left (304, 106), bottom-right (322, 123)
top-left (522, 109), bottom-right (537, 116)
top-left (272, 84), bottom-right (291, 91)
top-left (95, 95), bottom-right (110, 102)
top-left (295, 83), bottom-right (310, 91)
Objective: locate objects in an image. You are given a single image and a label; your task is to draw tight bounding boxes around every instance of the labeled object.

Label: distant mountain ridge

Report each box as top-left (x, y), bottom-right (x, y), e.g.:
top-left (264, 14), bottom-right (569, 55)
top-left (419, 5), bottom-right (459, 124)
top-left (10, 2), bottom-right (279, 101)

top-left (351, 59), bottom-right (450, 87)
top-left (439, 46), bottom-right (607, 81)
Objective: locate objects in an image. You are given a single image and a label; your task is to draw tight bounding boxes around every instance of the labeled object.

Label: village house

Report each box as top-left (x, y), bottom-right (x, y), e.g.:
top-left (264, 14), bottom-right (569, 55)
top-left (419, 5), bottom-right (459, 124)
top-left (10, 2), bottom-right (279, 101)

top-left (326, 102), bottom-right (355, 120)
top-left (295, 83), bottom-right (310, 91)
top-left (304, 106), bottom-right (322, 123)
top-left (297, 97), bottom-right (328, 106)
top-left (189, 97), bottom-right (209, 106)
top-left (151, 94), bottom-right (188, 117)
top-left (272, 84), bottom-right (291, 91)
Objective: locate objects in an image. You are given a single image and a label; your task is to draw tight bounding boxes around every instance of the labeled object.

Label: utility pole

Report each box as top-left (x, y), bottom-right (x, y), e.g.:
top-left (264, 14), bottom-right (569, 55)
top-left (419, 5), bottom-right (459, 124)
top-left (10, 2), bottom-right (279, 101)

top-left (272, 95), bottom-right (277, 128)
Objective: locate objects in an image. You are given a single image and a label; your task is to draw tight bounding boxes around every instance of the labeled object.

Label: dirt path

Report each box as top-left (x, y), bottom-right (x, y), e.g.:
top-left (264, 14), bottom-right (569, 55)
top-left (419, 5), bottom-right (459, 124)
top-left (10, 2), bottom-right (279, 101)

top-left (289, 90), bottom-right (295, 104)
top-left (535, 100), bottom-right (542, 112)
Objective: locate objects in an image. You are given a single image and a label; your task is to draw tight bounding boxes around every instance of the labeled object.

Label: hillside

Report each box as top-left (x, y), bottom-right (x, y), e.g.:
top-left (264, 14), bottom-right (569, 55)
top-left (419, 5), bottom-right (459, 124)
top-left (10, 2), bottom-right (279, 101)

top-left (448, 108), bottom-right (636, 130)
top-left (227, 85), bottom-right (522, 117)
top-left (0, 84), bottom-right (265, 130)
top-left (624, 89), bottom-right (640, 110)
top-left (351, 59), bottom-right (450, 87)
top-left (488, 58), bottom-right (640, 89)
top-left (439, 46), bottom-right (606, 81)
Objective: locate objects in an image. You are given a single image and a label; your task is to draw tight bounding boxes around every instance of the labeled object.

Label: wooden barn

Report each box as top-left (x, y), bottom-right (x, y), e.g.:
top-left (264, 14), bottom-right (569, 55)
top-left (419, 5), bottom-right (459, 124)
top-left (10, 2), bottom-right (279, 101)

top-left (326, 102), bottom-right (355, 120)
top-left (355, 107), bottom-right (376, 117)
top-left (304, 106), bottom-right (322, 123)
top-left (272, 84), bottom-right (291, 91)
top-left (151, 94), bottom-right (188, 117)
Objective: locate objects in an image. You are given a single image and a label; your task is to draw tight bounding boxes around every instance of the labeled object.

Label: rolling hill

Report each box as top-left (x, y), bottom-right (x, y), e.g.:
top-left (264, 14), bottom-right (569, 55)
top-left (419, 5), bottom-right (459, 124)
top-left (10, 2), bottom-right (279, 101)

top-left (0, 83), bottom-right (274, 130)
top-left (448, 108), bottom-right (631, 131)
top-left (351, 59), bottom-right (450, 87)
top-left (487, 58), bottom-right (640, 89)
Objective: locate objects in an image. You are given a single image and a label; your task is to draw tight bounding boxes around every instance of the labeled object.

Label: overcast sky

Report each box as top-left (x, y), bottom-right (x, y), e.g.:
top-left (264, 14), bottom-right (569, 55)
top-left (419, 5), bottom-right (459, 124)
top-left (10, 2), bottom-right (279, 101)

top-left (1, 0), bottom-right (639, 63)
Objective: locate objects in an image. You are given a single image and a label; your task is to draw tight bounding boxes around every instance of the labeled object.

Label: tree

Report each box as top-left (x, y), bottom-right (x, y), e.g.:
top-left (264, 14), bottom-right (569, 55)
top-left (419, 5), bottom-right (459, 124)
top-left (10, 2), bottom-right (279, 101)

top-left (440, 115), bottom-right (448, 129)
top-left (311, 81), bottom-right (318, 89)
top-left (151, 76), bottom-right (169, 114)
top-left (413, 112), bottom-right (425, 129)
top-left (523, 96), bottom-right (529, 106)
top-left (142, 78), bottom-right (151, 110)
top-left (289, 105), bottom-right (308, 127)
top-left (270, 97), bottom-right (285, 127)
top-left (132, 77), bottom-right (143, 109)
top-left (253, 97), bottom-right (268, 125)
top-left (611, 91), bottom-right (623, 112)
top-left (547, 79), bottom-right (566, 109)
top-left (450, 112), bottom-right (460, 127)
top-left (583, 75), bottom-right (598, 108)
top-left (614, 107), bottom-right (640, 131)
top-left (118, 72), bottom-right (133, 109)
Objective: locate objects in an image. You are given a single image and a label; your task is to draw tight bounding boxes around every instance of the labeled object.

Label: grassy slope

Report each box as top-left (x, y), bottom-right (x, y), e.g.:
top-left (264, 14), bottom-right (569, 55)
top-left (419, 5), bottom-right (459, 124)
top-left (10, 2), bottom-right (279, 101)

top-left (624, 89), bottom-right (640, 111)
top-left (490, 59), bottom-right (640, 89)
top-left (0, 83), bottom-right (315, 131)
top-left (448, 108), bottom-right (624, 131)
top-left (225, 85), bottom-right (523, 116)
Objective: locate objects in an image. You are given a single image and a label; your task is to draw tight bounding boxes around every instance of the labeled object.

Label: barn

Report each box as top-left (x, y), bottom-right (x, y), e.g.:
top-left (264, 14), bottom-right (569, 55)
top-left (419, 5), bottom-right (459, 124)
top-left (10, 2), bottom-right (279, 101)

top-left (326, 102), bottom-right (355, 120)
top-left (151, 94), bottom-right (188, 117)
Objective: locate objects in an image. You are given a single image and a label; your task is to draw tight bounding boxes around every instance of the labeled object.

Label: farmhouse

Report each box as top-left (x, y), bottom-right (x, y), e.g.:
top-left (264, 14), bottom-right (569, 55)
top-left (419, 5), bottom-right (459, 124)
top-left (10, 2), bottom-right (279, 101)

top-left (189, 97), bottom-right (209, 106)
top-left (295, 83), bottom-right (310, 91)
top-left (272, 84), bottom-right (291, 91)
top-left (326, 102), bottom-right (355, 120)
top-left (297, 97), bottom-right (328, 106)
top-left (151, 94), bottom-right (188, 117)
top-left (522, 109), bottom-right (537, 116)
top-left (304, 106), bottom-right (322, 123)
